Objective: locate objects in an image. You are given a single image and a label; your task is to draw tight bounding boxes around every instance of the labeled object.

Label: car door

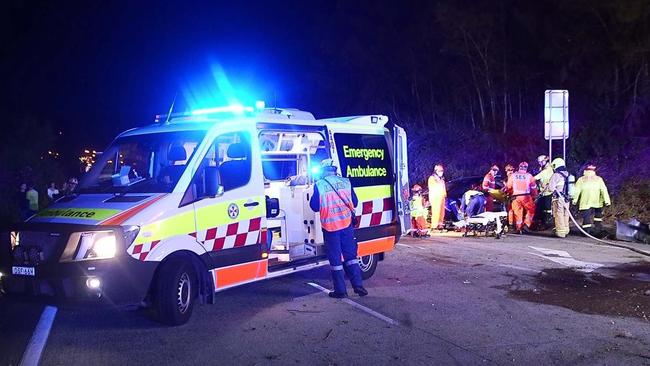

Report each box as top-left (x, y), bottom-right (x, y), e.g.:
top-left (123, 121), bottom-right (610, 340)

top-left (182, 126), bottom-right (267, 287)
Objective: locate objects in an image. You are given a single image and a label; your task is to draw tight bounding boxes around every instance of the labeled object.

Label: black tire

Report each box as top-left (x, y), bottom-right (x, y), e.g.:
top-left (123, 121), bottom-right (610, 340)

top-left (358, 253), bottom-right (378, 280)
top-left (152, 258), bottom-right (198, 326)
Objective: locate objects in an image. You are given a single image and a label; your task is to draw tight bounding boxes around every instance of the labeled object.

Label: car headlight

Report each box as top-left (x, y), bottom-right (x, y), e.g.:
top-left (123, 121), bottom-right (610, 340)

top-left (74, 232), bottom-right (117, 260)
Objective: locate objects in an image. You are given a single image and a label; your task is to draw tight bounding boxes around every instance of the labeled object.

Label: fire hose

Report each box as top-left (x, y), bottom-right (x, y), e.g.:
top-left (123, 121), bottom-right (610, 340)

top-left (559, 193), bottom-right (650, 257)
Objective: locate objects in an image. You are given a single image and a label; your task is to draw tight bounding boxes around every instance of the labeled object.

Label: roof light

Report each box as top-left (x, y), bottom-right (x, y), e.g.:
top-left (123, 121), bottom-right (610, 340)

top-left (255, 100), bottom-right (265, 110)
top-left (191, 104), bottom-right (254, 116)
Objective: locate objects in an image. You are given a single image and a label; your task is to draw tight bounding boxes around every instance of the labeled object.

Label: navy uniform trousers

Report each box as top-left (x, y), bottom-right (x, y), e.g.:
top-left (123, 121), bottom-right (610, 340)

top-left (322, 223), bottom-right (363, 294)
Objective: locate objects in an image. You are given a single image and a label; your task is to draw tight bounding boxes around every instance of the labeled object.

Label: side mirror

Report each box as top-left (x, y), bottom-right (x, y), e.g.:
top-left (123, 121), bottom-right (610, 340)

top-left (205, 166), bottom-right (223, 197)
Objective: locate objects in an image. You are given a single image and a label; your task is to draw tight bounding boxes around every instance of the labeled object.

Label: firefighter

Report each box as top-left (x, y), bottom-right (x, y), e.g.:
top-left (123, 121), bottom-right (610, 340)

top-left (548, 158), bottom-right (570, 238)
top-left (507, 162), bottom-right (538, 234)
top-left (482, 165), bottom-right (499, 212)
top-left (309, 159), bottom-right (367, 298)
top-left (534, 155), bottom-right (554, 229)
top-left (461, 184), bottom-right (486, 218)
top-left (428, 164), bottom-right (447, 230)
top-left (502, 164), bottom-right (515, 229)
top-left (409, 185), bottom-right (430, 237)
top-left (572, 163), bottom-right (611, 236)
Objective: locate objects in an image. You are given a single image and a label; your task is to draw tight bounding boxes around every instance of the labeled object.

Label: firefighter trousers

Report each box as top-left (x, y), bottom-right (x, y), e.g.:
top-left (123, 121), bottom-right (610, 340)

top-left (512, 195), bottom-right (535, 230)
top-left (580, 207), bottom-right (603, 234)
top-left (322, 224), bottom-right (363, 294)
top-left (429, 194), bottom-right (445, 229)
top-left (552, 198), bottom-right (570, 237)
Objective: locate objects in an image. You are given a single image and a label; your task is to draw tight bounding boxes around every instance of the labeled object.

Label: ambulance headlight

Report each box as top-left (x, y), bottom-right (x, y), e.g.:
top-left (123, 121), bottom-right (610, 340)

top-left (92, 236), bottom-right (117, 258)
top-left (74, 232), bottom-right (117, 260)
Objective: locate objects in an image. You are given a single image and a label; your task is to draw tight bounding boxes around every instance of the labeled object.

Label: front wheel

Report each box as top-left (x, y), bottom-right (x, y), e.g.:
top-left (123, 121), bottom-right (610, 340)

top-left (358, 253), bottom-right (378, 280)
top-left (152, 258), bottom-right (198, 326)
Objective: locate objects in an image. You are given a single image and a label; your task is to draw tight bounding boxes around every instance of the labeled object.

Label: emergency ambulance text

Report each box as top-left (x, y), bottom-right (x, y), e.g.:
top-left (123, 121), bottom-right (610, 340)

top-left (342, 145), bottom-right (385, 161)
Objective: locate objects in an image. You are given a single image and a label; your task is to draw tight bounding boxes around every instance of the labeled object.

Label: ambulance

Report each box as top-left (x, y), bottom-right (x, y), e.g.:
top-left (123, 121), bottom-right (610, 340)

top-left (1, 105), bottom-right (410, 325)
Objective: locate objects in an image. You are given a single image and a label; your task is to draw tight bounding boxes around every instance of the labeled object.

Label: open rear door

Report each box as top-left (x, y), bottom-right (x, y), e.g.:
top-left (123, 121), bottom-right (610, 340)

top-left (393, 124), bottom-right (410, 235)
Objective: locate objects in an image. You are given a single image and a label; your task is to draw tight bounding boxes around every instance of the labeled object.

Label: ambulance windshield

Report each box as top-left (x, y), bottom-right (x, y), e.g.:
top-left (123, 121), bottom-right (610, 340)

top-left (77, 131), bottom-right (206, 193)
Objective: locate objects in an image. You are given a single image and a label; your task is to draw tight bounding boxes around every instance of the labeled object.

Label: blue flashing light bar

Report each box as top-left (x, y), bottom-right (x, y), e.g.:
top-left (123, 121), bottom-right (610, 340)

top-left (255, 100), bottom-right (265, 109)
top-left (191, 104), bottom-right (254, 115)
top-left (310, 165), bottom-right (322, 175)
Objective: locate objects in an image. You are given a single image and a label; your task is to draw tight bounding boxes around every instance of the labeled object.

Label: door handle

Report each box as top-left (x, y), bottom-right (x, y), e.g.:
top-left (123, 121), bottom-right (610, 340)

top-left (244, 201), bottom-right (259, 207)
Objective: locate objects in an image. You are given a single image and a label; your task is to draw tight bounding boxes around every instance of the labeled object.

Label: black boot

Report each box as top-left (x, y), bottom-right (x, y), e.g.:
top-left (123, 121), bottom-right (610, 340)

top-left (353, 286), bottom-right (368, 297)
top-left (328, 291), bottom-right (347, 299)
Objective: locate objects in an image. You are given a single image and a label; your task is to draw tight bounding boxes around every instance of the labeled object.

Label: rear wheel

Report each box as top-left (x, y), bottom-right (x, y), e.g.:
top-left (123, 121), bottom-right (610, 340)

top-left (358, 253), bottom-right (378, 280)
top-left (152, 258), bottom-right (198, 326)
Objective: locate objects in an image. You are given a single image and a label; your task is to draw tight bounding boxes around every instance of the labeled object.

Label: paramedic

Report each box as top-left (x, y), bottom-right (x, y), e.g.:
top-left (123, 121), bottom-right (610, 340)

top-left (572, 163), bottom-right (611, 236)
top-left (409, 185), bottom-right (430, 237)
top-left (310, 159), bottom-right (367, 298)
top-left (507, 162), bottom-right (538, 234)
top-left (547, 158), bottom-right (570, 238)
top-left (428, 164), bottom-right (447, 230)
top-left (534, 155), bottom-right (554, 229)
top-left (482, 165), bottom-right (499, 212)
top-left (461, 184), bottom-right (486, 218)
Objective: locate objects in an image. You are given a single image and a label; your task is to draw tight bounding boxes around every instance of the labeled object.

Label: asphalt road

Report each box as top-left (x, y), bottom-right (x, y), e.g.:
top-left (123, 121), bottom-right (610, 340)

top-left (1, 233), bottom-right (649, 366)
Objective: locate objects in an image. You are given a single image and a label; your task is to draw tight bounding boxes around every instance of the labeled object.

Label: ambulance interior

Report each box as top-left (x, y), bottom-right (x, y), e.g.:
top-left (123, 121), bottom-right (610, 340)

top-left (259, 130), bottom-right (329, 267)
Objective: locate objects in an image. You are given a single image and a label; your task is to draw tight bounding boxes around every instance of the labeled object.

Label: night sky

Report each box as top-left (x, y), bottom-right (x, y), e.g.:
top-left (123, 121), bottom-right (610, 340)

top-left (2, 0), bottom-right (649, 178)
top-left (1, 1), bottom-right (343, 150)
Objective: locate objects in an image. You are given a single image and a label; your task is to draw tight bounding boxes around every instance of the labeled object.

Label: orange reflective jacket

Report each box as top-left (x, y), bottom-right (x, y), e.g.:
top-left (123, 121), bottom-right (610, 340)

top-left (315, 176), bottom-right (354, 232)
top-left (507, 171), bottom-right (537, 196)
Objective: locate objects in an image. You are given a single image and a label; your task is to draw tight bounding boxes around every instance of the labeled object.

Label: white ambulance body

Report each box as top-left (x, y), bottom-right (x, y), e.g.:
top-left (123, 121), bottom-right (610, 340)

top-left (1, 107), bottom-right (410, 325)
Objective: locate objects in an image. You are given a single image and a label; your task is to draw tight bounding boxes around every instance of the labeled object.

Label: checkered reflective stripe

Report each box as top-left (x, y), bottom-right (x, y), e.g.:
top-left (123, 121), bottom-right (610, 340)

top-left (191, 217), bottom-right (263, 251)
top-left (355, 198), bottom-right (394, 228)
top-left (130, 240), bottom-right (160, 261)
top-left (128, 217), bottom-right (265, 261)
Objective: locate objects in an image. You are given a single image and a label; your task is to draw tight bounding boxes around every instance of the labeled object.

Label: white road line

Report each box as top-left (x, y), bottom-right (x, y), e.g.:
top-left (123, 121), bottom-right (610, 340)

top-left (19, 306), bottom-right (57, 366)
top-left (497, 264), bottom-right (539, 273)
top-left (528, 252), bottom-right (604, 273)
top-left (396, 243), bottom-right (411, 248)
top-left (307, 282), bottom-right (399, 326)
top-left (510, 233), bottom-right (625, 250)
top-left (528, 246), bottom-right (571, 258)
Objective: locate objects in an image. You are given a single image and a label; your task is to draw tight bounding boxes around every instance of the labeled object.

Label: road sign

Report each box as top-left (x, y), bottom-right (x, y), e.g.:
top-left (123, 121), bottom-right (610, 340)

top-left (544, 90), bottom-right (569, 140)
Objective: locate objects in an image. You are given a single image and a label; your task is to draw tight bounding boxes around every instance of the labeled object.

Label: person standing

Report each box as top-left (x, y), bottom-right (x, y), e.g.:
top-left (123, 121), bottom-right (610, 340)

top-left (502, 164), bottom-right (515, 229)
top-left (47, 181), bottom-right (60, 200)
top-left (572, 163), bottom-right (611, 236)
top-left (310, 159), bottom-right (367, 298)
top-left (547, 158), bottom-right (570, 238)
top-left (16, 183), bottom-right (30, 220)
top-left (534, 155), bottom-right (554, 229)
top-left (26, 183), bottom-right (39, 217)
top-left (428, 164), bottom-right (447, 230)
top-left (409, 185), bottom-right (430, 237)
top-left (507, 162), bottom-right (538, 234)
top-left (63, 177), bottom-right (78, 196)
top-left (482, 165), bottom-right (499, 212)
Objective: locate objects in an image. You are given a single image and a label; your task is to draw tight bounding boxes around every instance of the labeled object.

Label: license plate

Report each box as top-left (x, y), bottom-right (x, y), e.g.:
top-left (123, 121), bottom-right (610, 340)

top-left (12, 266), bottom-right (35, 276)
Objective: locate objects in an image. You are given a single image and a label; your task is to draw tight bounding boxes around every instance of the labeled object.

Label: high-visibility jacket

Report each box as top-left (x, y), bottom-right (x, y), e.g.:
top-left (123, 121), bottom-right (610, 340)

top-left (572, 172), bottom-right (611, 210)
top-left (26, 189), bottom-right (39, 211)
top-left (482, 172), bottom-right (496, 191)
top-left (507, 171), bottom-right (537, 197)
top-left (548, 170), bottom-right (569, 197)
top-left (410, 195), bottom-right (427, 218)
top-left (313, 176), bottom-right (355, 232)
top-left (535, 165), bottom-right (554, 196)
top-left (428, 175), bottom-right (446, 198)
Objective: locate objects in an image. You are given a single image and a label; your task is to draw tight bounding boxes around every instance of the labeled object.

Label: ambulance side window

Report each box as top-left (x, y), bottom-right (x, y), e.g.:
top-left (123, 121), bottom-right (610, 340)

top-left (181, 132), bottom-right (252, 206)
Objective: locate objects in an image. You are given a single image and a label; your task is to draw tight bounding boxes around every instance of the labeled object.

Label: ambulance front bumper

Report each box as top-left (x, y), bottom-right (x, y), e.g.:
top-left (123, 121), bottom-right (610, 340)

top-left (0, 255), bottom-right (157, 306)
top-left (0, 223), bottom-right (157, 306)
